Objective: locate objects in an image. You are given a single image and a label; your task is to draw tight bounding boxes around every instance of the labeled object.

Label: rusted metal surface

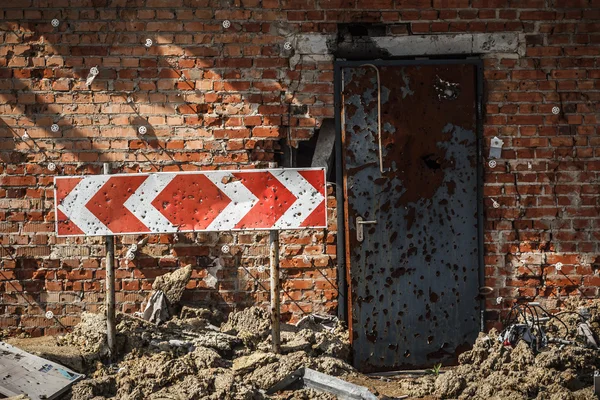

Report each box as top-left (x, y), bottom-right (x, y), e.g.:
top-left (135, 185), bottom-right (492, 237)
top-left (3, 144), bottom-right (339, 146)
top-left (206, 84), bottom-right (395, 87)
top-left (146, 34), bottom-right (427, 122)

top-left (54, 168), bottom-right (326, 236)
top-left (341, 63), bottom-right (480, 371)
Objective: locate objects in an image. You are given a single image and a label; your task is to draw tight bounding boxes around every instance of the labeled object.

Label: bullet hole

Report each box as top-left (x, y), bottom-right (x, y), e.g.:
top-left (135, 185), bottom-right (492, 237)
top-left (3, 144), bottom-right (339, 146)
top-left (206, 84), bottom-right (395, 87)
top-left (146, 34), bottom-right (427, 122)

top-left (422, 154), bottom-right (442, 170)
top-left (434, 76), bottom-right (460, 100)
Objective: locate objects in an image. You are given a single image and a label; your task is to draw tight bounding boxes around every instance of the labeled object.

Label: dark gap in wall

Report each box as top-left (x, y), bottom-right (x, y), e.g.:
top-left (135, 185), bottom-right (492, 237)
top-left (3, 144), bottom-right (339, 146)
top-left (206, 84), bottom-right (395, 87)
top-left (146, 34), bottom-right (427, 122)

top-left (338, 23), bottom-right (387, 38)
top-left (294, 130), bottom-right (319, 168)
top-left (291, 119), bottom-right (336, 182)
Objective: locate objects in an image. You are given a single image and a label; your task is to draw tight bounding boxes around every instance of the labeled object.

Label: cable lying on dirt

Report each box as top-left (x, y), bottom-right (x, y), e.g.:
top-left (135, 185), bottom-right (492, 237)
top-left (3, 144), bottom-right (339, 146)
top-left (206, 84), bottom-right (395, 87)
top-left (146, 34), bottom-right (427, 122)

top-left (500, 302), bottom-right (598, 352)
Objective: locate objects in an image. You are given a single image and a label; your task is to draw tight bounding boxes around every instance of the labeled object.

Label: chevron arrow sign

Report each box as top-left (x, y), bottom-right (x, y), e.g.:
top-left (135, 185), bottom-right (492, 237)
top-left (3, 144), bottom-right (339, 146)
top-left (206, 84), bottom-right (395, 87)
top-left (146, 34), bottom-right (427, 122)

top-left (54, 168), bottom-right (327, 236)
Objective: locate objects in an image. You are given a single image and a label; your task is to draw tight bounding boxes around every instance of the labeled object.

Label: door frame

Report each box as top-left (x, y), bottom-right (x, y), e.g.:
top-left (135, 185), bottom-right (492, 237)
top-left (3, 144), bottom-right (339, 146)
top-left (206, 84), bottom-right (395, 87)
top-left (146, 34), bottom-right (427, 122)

top-left (333, 58), bottom-right (486, 342)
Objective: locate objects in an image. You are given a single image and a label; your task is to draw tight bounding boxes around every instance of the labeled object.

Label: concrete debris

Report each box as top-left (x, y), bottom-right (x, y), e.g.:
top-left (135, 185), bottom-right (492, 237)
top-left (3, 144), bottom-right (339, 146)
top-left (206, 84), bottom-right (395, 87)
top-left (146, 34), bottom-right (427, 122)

top-left (221, 306), bottom-right (272, 344)
top-left (13, 296), bottom-right (600, 399)
top-left (399, 302), bottom-right (600, 400)
top-left (58, 311), bottom-right (109, 359)
top-left (272, 388), bottom-right (337, 400)
top-left (45, 306), bottom-right (355, 399)
top-left (178, 305), bottom-right (224, 325)
top-left (151, 264), bottom-right (192, 306)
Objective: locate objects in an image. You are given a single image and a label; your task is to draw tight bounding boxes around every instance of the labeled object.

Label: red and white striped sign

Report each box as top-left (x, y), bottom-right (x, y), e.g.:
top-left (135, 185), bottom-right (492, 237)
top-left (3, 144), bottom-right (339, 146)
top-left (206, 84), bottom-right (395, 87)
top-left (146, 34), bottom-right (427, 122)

top-left (54, 168), bottom-right (327, 237)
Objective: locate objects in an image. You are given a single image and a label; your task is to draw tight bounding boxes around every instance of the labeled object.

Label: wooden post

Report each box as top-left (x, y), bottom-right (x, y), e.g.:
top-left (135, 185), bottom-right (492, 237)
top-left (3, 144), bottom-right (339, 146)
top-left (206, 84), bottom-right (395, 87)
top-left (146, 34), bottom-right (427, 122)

top-left (103, 163), bottom-right (117, 359)
top-left (270, 229), bottom-right (281, 354)
top-left (268, 161), bottom-right (281, 353)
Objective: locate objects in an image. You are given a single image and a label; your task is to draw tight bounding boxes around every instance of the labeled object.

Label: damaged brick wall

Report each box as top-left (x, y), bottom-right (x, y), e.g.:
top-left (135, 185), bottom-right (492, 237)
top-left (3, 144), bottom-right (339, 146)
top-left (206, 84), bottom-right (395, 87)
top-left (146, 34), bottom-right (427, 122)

top-left (0, 0), bottom-right (598, 335)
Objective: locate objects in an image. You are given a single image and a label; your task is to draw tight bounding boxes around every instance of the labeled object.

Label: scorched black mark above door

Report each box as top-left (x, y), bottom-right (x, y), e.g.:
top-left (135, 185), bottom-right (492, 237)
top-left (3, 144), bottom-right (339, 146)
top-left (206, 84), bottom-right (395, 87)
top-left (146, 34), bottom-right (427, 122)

top-left (340, 61), bottom-right (482, 372)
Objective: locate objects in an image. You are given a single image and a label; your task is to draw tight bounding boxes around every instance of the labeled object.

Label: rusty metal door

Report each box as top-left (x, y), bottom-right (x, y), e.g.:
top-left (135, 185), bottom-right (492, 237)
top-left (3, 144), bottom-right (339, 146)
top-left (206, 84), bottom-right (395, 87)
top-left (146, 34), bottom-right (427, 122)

top-left (338, 61), bottom-right (483, 371)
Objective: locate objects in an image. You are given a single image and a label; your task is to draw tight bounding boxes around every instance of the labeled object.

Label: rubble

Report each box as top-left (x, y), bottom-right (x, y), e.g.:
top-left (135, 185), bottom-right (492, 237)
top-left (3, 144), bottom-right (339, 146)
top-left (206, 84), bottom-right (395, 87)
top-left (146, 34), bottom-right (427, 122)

top-left (11, 290), bottom-right (600, 399)
top-left (142, 265), bottom-right (194, 323)
top-left (151, 264), bottom-right (192, 305)
top-left (221, 306), bottom-right (272, 345)
top-left (396, 300), bottom-right (600, 400)
top-left (52, 306), bottom-right (354, 400)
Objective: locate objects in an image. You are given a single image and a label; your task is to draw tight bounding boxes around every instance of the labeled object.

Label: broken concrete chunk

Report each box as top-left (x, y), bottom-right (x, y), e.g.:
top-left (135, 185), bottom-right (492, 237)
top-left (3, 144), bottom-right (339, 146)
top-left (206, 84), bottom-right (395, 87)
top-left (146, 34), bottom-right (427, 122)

top-left (191, 346), bottom-right (230, 369)
top-left (233, 351), bottom-right (277, 374)
top-left (58, 312), bottom-right (108, 358)
top-left (152, 264), bottom-right (193, 305)
top-left (179, 305), bottom-right (224, 325)
top-left (221, 306), bottom-right (271, 343)
top-left (192, 330), bottom-right (241, 354)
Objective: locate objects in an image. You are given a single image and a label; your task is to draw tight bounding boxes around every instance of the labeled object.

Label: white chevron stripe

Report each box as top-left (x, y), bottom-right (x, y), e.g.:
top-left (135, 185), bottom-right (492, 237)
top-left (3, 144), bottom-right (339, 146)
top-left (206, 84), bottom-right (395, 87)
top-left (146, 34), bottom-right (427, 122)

top-left (205, 171), bottom-right (259, 231)
top-left (123, 173), bottom-right (179, 233)
top-left (57, 176), bottom-right (112, 236)
top-left (271, 170), bottom-right (325, 229)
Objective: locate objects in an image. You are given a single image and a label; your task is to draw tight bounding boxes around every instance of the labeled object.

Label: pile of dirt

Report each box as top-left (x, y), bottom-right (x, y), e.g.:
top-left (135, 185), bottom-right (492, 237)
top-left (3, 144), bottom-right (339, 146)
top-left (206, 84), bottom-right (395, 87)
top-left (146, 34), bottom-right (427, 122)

top-left (428, 332), bottom-right (597, 400)
top-left (60, 306), bottom-right (353, 399)
top-left (397, 300), bottom-right (600, 400)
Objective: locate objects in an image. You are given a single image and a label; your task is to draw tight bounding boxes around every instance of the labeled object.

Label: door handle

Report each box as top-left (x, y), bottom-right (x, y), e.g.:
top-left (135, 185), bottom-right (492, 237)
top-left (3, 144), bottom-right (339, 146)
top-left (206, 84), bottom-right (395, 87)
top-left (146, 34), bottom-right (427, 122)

top-left (356, 216), bottom-right (377, 242)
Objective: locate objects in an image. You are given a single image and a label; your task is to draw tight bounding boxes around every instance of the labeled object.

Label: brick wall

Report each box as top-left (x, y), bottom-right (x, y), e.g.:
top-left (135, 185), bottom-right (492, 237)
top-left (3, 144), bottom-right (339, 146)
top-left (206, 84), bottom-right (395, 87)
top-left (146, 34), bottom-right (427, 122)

top-left (0, 0), bottom-right (599, 335)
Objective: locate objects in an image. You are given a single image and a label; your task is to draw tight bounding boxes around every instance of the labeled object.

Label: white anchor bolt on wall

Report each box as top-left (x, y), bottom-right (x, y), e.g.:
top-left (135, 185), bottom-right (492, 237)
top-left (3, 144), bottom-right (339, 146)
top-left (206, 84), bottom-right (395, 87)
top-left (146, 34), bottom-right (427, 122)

top-left (47, 162), bottom-right (56, 171)
top-left (50, 124), bottom-right (59, 133)
top-left (138, 126), bottom-right (147, 135)
top-left (86, 66), bottom-right (99, 86)
top-left (222, 20), bottom-right (231, 28)
top-left (144, 38), bottom-right (153, 47)
top-left (284, 42), bottom-right (292, 50)
top-left (21, 130), bottom-right (30, 140)
top-left (257, 265), bottom-right (265, 273)
top-left (555, 262), bottom-right (563, 271)
top-left (488, 160), bottom-right (497, 168)
top-left (51, 19), bottom-right (60, 27)
top-left (45, 310), bottom-right (54, 319)
top-left (221, 244), bottom-right (230, 254)
top-left (552, 106), bottom-right (560, 115)
top-left (125, 243), bottom-right (138, 260)
top-left (491, 198), bottom-right (500, 209)
top-left (496, 297), bottom-right (503, 305)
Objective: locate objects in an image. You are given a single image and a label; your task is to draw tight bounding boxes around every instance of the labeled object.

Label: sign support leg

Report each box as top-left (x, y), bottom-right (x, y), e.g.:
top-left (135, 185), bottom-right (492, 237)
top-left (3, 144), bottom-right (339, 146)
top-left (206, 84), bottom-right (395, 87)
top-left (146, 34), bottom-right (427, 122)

top-left (270, 229), bottom-right (281, 354)
top-left (103, 163), bottom-right (117, 360)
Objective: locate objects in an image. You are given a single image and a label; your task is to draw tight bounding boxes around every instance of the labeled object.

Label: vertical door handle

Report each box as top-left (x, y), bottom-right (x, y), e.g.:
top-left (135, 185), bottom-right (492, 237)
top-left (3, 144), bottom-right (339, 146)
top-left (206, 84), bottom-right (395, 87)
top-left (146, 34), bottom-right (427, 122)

top-left (356, 216), bottom-right (377, 242)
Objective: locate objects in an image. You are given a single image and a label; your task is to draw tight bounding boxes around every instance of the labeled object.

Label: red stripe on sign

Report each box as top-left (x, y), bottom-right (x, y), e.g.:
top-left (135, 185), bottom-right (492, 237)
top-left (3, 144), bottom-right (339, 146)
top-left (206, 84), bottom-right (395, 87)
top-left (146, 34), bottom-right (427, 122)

top-left (234, 171), bottom-right (296, 229)
top-left (57, 209), bottom-right (84, 236)
top-left (298, 169), bottom-right (326, 196)
top-left (86, 176), bottom-right (149, 233)
top-left (55, 177), bottom-right (84, 235)
top-left (152, 174), bottom-right (231, 230)
top-left (298, 169), bottom-right (326, 227)
top-left (56, 177), bottom-right (83, 204)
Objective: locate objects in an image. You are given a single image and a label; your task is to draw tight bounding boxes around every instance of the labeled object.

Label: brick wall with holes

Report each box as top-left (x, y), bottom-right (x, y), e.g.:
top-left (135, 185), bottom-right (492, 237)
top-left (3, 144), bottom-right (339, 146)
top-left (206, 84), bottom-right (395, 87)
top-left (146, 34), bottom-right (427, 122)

top-left (0, 0), bottom-right (599, 336)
